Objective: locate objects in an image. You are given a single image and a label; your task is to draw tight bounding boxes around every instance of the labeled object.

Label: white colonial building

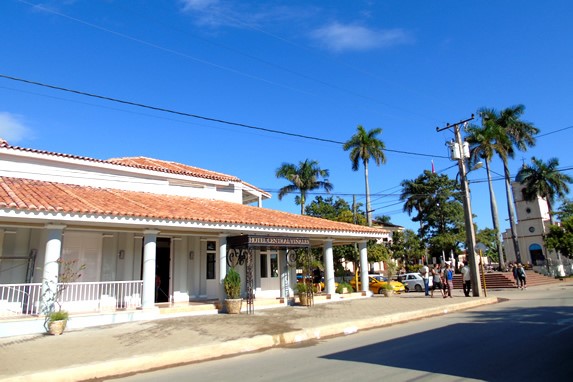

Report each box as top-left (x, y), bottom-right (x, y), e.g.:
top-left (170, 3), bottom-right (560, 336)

top-left (0, 139), bottom-right (386, 336)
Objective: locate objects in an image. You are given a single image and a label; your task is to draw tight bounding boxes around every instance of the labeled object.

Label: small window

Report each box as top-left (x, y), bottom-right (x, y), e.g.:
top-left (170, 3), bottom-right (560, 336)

top-left (526, 207), bottom-right (532, 214)
top-left (270, 253), bottom-right (278, 277)
top-left (206, 253), bottom-right (215, 279)
top-left (206, 241), bottom-right (216, 280)
top-left (529, 226), bottom-right (535, 233)
top-left (260, 254), bottom-right (268, 278)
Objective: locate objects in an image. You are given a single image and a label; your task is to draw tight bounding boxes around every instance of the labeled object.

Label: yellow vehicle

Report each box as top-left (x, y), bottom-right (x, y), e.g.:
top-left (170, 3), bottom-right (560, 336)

top-left (349, 275), bottom-right (406, 294)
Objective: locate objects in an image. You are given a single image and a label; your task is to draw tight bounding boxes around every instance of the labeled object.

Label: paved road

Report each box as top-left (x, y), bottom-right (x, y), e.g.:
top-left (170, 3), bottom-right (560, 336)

top-left (109, 285), bottom-right (573, 381)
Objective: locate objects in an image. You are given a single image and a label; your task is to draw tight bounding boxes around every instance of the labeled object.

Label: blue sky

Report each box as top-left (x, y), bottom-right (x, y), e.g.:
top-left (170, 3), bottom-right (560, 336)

top-left (1, 0), bottom-right (572, 234)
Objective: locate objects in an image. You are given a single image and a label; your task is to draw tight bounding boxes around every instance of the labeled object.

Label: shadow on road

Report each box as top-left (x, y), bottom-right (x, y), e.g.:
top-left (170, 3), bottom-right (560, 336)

top-left (322, 305), bottom-right (573, 381)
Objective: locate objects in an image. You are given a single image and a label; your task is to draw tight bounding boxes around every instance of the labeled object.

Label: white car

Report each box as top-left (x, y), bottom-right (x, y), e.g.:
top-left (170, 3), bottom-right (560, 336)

top-left (397, 273), bottom-right (425, 292)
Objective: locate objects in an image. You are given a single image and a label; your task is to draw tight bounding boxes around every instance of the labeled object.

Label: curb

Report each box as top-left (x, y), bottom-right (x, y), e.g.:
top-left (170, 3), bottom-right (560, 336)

top-left (3, 297), bottom-right (499, 382)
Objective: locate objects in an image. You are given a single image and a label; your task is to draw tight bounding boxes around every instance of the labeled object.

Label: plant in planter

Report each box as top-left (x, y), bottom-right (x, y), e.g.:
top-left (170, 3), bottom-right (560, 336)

top-left (381, 281), bottom-right (394, 297)
top-left (383, 260), bottom-right (398, 297)
top-left (223, 267), bottom-right (242, 314)
top-left (47, 310), bottom-right (69, 335)
top-left (336, 282), bottom-right (353, 294)
top-left (44, 258), bottom-right (85, 335)
top-left (296, 281), bottom-right (312, 306)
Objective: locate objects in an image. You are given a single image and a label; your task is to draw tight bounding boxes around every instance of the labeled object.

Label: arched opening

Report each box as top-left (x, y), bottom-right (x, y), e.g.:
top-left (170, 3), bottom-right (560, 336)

top-left (529, 243), bottom-right (545, 266)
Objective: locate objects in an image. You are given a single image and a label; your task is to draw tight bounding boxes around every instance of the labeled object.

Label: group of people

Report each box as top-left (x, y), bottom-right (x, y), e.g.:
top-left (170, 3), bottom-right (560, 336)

top-left (419, 261), bottom-right (474, 298)
top-left (420, 262), bottom-right (462, 298)
top-left (509, 262), bottom-right (528, 289)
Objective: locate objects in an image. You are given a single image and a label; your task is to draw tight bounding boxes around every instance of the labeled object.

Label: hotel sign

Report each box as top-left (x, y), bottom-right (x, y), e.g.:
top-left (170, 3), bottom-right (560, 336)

top-left (227, 235), bottom-right (310, 248)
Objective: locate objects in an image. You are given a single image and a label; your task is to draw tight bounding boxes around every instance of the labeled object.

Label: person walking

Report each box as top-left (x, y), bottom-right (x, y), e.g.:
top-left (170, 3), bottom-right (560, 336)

top-left (443, 263), bottom-right (454, 298)
top-left (420, 262), bottom-right (430, 296)
top-left (511, 262), bottom-right (520, 288)
top-left (313, 266), bottom-right (322, 293)
top-left (517, 263), bottom-right (527, 289)
top-left (430, 264), bottom-right (445, 298)
top-left (460, 261), bottom-right (471, 297)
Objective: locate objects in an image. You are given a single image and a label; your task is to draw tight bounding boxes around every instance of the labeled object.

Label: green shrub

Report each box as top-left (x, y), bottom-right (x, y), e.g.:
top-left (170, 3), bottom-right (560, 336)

top-left (296, 282), bottom-right (310, 294)
top-left (336, 282), bottom-right (353, 294)
top-left (409, 264), bottom-right (423, 273)
top-left (224, 268), bottom-right (241, 299)
top-left (48, 310), bottom-right (69, 322)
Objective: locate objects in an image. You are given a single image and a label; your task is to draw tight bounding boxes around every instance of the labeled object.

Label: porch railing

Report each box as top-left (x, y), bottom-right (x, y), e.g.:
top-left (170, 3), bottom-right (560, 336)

top-left (0, 283), bottom-right (41, 316)
top-left (0, 280), bottom-right (143, 317)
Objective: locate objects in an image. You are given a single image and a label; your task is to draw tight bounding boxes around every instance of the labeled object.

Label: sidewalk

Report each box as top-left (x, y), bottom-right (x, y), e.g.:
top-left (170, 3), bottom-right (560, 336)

top-left (0, 285), bottom-right (551, 382)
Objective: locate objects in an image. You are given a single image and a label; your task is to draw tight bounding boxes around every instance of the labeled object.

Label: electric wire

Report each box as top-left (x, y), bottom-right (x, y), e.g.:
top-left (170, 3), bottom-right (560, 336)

top-left (0, 73), bottom-right (446, 158)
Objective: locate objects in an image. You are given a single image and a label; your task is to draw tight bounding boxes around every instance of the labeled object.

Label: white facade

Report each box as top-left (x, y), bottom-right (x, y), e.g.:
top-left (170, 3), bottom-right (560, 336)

top-left (0, 140), bottom-right (384, 334)
top-left (502, 181), bottom-right (568, 276)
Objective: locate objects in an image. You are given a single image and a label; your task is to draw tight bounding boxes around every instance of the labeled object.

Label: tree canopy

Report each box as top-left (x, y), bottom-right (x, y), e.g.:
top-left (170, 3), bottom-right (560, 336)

top-left (400, 170), bottom-right (465, 258)
top-left (343, 125), bottom-right (386, 226)
top-left (516, 157), bottom-right (572, 223)
top-left (275, 159), bottom-right (333, 215)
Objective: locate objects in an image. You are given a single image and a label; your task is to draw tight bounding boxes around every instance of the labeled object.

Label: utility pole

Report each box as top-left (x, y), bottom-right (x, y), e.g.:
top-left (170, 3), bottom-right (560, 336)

top-left (437, 115), bottom-right (482, 297)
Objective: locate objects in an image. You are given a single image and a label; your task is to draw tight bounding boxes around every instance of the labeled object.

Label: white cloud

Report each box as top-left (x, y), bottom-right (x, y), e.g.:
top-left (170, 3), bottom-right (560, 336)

top-left (179, 0), bottom-right (220, 12)
top-left (311, 23), bottom-right (411, 53)
top-left (0, 112), bottom-right (32, 143)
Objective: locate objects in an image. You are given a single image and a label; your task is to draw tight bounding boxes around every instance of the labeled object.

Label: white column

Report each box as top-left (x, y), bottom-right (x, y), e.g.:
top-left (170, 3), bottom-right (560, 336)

top-left (324, 239), bottom-right (335, 294)
top-left (280, 250), bottom-right (289, 299)
top-left (288, 251), bottom-right (297, 302)
top-left (141, 229), bottom-right (159, 309)
top-left (218, 235), bottom-right (227, 301)
top-left (359, 241), bottom-right (369, 293)
top-left (40, 224), bottom-right (66, 315)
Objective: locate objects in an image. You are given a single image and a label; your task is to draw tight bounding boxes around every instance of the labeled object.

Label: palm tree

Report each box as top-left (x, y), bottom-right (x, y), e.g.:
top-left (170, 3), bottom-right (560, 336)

top-left (466, 120), bottom-right (510, 270)
top-left (275, 159), bottom-right (333, 215)
top-left (399, 176), bottom-right (428, 234)
top-left (516, 157), bottom-right (572, 223)
top-left (343, 125), bottom-right (386, 226)
top-left (480, 105), bottom-right (539, 263)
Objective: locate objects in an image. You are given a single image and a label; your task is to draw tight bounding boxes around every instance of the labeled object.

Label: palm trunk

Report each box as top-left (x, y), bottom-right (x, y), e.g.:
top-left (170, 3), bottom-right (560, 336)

top-left (503, 159), bottom-right (522, 263)
top-left (485, 160), bottom-right (505, 270)
top-left (364, 161), bottom-right (372, 226)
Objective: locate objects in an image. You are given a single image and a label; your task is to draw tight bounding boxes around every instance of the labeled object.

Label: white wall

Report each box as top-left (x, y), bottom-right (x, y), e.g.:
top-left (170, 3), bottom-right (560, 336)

top-left (0, 151), bottom-right (244, 203)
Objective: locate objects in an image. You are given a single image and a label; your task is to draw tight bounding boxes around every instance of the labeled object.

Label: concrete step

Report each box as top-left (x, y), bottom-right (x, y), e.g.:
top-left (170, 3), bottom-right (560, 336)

top-left (452, 270), bottom-right (560, 289)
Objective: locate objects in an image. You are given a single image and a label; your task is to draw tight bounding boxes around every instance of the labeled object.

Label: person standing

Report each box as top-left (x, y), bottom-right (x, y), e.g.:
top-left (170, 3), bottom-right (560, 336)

top-left (460, 261), bottom-right (471, 297)
top-left (443, 263), bottom-right (454, 298)
top-left (313, 266), bottom-right (322, 293)
top-left (517, 263), bottom-right (527, 290)
top-left (511, 262), bottom-right (519, 288)
top-left (430, 264), bottom-right (445, 298)
top-left (420, 262), bottom-right (430, 296)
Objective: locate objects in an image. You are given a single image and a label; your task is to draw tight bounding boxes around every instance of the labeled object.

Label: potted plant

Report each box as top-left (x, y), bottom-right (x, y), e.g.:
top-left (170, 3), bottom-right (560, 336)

top-left (47, 310), bottom-right (69, 335)
top-left (43, 258), bottom-right (85, 335)
top-left (381, 281), bottom-right (394, 297)
top-left (336, 282), bottom-right (353, 294)
top-left (296, 282), bottom-right (312, 306)
top-left (383, 260), bottom-right (398, 297)
top-left (223, 267), bottom-right (242, 314)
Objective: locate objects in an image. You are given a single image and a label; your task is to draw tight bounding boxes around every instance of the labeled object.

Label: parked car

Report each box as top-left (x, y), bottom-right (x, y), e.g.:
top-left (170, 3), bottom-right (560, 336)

top-left (349, 275), bottom-right (405, 294)
top-left (397, 272), bottom-right (424, 292)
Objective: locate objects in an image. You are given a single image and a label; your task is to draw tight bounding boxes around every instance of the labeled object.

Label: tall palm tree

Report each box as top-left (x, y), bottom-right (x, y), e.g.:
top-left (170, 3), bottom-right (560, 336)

top-left (481, 105), bottom-right (539, 263)
top-left (343, 125), bottom-right (386, 226)
top-left (275, 159), bottom-right (333, 215)
top-left (466, 120), bottom-right (510, 270)
top-left (516, 157), bottom-right (572, 224)
top-left (400, 176), bottom-right (428, 234)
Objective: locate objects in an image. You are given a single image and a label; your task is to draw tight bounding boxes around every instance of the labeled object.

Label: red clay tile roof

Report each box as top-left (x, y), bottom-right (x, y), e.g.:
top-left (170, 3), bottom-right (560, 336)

top-left (0, 177), bottom-right (385, 235)
top-left (106, 157), bottom-right (242, 182)
top-left (0, 140), bottom-right (270, 198)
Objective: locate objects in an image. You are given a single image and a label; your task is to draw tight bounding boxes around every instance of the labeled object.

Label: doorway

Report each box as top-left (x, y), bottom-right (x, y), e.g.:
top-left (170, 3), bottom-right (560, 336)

top-left (155, 238), bottom-right (171, 303)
